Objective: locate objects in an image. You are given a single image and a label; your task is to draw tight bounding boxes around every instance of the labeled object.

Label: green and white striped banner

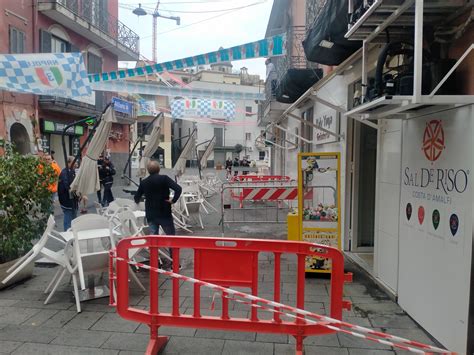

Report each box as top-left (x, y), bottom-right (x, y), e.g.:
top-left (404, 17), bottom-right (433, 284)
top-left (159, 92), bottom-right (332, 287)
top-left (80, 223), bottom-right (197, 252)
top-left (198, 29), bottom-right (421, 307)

top-left (88, 33), bottom-right (286, 83)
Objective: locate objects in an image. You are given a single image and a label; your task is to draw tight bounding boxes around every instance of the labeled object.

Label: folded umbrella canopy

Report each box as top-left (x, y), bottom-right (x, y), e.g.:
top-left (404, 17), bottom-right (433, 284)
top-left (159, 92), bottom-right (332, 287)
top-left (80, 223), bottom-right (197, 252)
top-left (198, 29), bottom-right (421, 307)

top-left (70, 105), bottom-right (117, 196)
top-left (199, 136), bottom-right (216, 170)
top-left (173, 129), bottom-right (197, 178)
top-left (137, 115), bottom-right (164, 178)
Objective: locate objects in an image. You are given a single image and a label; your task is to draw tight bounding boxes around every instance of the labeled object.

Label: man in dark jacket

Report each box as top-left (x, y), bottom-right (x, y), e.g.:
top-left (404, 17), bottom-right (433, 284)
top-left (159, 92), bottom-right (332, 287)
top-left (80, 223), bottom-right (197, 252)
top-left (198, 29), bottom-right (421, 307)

top-left (58, 156), bottom-right (79, 231)
top-left (134, 160), bottom-right (182, 236)
top-left (98, 156), bottom-right (115, 207)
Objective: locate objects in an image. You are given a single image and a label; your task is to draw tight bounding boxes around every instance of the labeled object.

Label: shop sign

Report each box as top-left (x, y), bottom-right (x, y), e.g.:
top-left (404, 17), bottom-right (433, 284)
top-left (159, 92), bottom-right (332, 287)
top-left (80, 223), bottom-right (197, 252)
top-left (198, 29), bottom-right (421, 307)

top-left (137, 99), bottom-right (156, 116)
top-left (112, 97), bottom-right (133, 115)
top-left (314, 109), bottom-right (338, 144)
top-left (71, 136), bottom-right (80, 157)
top-left (40, 134), bottom-right (50, 153)
top-left (43, 120), bottom-right (84, 136)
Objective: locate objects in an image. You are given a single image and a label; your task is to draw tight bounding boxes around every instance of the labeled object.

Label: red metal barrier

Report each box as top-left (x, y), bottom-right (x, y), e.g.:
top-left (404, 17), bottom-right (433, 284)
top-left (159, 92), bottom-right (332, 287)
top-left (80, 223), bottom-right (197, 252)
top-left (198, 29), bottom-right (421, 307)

top-left (110, 236), bottom-right (352, 354)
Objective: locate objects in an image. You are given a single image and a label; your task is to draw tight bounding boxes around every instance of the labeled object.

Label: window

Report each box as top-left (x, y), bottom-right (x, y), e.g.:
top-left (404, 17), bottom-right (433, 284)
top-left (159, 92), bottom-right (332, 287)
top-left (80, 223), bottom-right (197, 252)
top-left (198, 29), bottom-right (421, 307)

top-left (51, 36), bottom-right (68, 53)
top-left (137, 122), bottom-right (148, 136)
top-left (9, 27), bottom-right (25, 53)
top-left (245, 106), bottom-right (252, 117)
top-left (87, 52), bottom-right (102, 74)
top-left (182, 78), bottom-right (189, 83)
top-left (245, 133), bottom-right (251, 141)
top-left (294, 127), bottom-right (299, 145)
top-left (259, 151), bottom-right (265, 160)
top-left (300, 107), bottom-right (313, 152)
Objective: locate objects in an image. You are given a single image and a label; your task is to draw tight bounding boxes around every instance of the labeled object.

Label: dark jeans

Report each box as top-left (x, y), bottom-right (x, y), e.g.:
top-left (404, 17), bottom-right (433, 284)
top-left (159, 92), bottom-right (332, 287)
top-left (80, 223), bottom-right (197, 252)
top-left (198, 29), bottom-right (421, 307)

top-left (149, 217), bottom-right (176, 267)
top-left (62, 207), bottom-right (78, 231)
top-left (97, 184), bottom-right (103, 204)
top-left (102, 183), bottom-right (114, 207)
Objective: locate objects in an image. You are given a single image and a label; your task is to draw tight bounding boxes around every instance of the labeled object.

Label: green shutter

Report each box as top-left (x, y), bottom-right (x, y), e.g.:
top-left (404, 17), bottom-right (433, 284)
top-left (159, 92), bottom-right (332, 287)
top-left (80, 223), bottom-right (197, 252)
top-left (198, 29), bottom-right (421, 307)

top-left (43, 121), bottom-right (55, 132)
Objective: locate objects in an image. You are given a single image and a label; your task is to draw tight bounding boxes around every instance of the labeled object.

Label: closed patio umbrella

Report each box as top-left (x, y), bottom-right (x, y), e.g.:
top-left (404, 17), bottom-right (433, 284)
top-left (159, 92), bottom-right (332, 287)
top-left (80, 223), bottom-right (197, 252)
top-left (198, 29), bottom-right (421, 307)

top-left (70, 105), bottom-right (117, 196)
top-left (200, 137), bottom-right (216, 170)
top-left (173, 129), bottom-right (196, 178)
top-left (137, 115), bottom-right (163, 177)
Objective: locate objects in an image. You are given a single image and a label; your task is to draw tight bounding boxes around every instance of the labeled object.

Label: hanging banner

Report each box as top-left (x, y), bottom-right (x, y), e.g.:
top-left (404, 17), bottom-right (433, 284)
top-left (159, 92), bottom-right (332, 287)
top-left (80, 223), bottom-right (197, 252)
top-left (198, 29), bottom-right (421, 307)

top-left (88, 33), bottom-right (287, 83)
top-left (0, 53), bottom-right (91, 99)
top-left (91, 80), bottom-right (264, 101)
top-left (171, 99), bottom-right (235, 120)
top-left (137, 99), bottom-right (157, 116)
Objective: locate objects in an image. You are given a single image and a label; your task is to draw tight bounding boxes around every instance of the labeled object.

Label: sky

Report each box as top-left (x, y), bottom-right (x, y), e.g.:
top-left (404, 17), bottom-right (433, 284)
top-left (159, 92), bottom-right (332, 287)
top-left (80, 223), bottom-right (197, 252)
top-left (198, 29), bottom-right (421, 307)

top-left (118, 0), bottom-right (274, 78)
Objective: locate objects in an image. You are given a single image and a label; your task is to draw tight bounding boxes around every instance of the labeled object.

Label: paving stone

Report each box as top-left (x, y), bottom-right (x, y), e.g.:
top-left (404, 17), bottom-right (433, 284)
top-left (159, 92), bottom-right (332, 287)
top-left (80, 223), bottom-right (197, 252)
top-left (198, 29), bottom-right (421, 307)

top-left (255, 333), bottom-right (289, 343)
top-left (51, 329), bottom-right (112, 348)
top-left (349, 349), bottom-right (395, 355)
top-left (101, 333), bottom-right (150, 352)
top-left (14, 300), bottom-right (73, 310)
top-left (135, 324), bottom-right (196, 337)
top-left (11, 343), bottom-right (119, 355)
top-left (0, 306), bottom-right (43, 325)
top-left (338, 331), bottom-right (392, 350)
top-left (42, 310), bottom-right (77, 328)
top-left (383, 328), bottom-right (438, 346)
top-left (0, 340), bottom-right (22, 354)
top-left (118, 352), bottom-right (144, 355)
top-left (0, 299), bottom-right (19, 307)
top-left (91, 313), bottom-right (140, 333)
top-left (22, 309), bottom-right (59, 326)
top-left (341, 316), bottom-right (372, 327)
top-left (161, 335), bottom-right (225, 354)
top-left (63, 311), bottom-right (104, 330)
top-left (0, 325), bottom-right (58, 343)
top-left (195, 329), bottom-right (256, 341)
top-left (275, 344), bottom-right (349, 354)
top-left (353, 301), bottom-right (403, 316)
top-left (70, 302), bottom-right (116, 313)
top-left (369, 314), bottom-right (419, 329)
top-left (221, 340), bottom-right (273, 354)
top-left (289, 333), bottom-right (340, 347)
top-left (350, 296), bottom-right (391, 303)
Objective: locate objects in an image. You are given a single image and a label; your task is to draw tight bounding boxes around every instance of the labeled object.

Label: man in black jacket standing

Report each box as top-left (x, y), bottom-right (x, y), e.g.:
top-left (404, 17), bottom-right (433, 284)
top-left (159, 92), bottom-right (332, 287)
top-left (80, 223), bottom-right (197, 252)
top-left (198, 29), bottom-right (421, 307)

top-left (134, 160), bottom-right (182, 236)
top-left (58, 156), bottom-right (79, 231)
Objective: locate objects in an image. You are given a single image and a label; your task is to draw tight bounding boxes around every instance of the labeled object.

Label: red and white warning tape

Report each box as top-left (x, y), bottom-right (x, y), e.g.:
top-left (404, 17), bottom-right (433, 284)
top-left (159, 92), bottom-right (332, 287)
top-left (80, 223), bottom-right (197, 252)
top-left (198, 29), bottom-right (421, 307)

top-left (113, 255), bottom-right (454, 354)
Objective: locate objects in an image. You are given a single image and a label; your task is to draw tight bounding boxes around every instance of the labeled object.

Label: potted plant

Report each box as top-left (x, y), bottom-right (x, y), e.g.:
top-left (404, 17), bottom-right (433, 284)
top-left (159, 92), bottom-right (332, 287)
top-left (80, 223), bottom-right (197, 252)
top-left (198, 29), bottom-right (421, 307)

top-left (0, 147), bottom-right (56, 289)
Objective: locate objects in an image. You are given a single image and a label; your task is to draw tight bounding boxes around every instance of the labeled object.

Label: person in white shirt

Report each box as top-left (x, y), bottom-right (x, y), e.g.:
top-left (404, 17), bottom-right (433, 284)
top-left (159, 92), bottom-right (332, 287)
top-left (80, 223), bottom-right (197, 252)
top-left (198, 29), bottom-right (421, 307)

top-left (265, 58), bottom-right (277, 96)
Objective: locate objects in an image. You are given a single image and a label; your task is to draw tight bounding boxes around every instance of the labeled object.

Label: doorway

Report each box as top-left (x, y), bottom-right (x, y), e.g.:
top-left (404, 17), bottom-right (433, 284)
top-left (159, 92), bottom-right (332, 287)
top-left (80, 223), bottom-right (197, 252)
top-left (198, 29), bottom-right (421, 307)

top-left (348, 121), bottom-right (377, 271)
top-left (10, 123), bottom-right (31, 155)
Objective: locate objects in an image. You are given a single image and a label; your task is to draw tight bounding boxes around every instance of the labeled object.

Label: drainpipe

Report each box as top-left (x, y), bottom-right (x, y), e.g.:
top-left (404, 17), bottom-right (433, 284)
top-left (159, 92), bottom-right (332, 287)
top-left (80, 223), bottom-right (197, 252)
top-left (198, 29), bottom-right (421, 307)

top-left (32, 0), bottom-right (40, 151)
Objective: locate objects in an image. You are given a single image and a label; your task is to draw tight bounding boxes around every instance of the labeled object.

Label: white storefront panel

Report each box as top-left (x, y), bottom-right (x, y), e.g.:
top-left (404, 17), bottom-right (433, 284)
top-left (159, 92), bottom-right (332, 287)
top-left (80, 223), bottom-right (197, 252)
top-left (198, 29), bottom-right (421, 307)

top-left (398, 105), bottom-right (473, 353)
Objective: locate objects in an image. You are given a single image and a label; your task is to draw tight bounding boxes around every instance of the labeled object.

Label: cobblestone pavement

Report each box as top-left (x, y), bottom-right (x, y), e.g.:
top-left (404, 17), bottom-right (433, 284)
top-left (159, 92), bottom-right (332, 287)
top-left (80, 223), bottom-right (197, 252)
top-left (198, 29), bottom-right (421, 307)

top-left (0, 169), bottom-right (440, 354)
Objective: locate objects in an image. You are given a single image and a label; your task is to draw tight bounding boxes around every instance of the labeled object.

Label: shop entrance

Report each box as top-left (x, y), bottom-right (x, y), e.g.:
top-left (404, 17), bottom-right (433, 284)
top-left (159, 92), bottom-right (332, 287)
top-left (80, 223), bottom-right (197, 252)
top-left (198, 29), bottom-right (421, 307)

top-left (348, 120), bottom-right (377, 270)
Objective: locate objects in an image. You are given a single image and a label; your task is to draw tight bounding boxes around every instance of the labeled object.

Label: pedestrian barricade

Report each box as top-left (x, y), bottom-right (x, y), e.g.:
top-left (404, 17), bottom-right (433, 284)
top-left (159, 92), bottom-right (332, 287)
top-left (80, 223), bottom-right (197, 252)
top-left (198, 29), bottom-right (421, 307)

top-left (110, 235), bottom-right (353, 355)
top-left (230, 175), bottom-right (291, 183)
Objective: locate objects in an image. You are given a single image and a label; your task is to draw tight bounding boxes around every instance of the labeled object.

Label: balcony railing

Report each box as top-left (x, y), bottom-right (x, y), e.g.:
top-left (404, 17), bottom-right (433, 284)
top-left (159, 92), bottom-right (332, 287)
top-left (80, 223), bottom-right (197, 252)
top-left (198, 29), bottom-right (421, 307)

top-left (262, 26), bottom-right (318, 113)
top-left (40, 0), bottom-right (139, 56)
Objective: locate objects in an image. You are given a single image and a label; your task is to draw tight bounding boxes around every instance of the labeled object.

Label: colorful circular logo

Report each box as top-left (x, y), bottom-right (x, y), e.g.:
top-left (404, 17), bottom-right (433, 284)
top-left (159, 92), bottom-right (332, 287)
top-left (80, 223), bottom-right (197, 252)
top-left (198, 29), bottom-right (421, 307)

top-left (449, 214), bottom-right (459, 236)
top-left (432, 209), bottom-right (440, 230)
top-left (422, 120), bottom-right (445, 162)
top-left (406, 203), bottom-right (412, 221)
top-left (418, 206), bottom-right (425, 225)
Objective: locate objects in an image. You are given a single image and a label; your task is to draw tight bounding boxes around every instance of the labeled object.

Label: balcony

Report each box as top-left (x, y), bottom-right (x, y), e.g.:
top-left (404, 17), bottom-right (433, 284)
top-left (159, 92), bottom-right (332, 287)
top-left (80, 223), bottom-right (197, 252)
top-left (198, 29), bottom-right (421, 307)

top-left (38, 0), bottom-right (140, 60)
top-left (261, 26), bottom-right (322, 125)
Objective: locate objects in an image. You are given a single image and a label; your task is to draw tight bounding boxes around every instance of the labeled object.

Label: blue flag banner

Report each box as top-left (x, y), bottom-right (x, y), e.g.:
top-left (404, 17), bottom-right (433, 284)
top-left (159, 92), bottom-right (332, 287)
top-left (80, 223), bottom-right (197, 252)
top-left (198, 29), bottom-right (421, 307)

top-left (91, 81), bottom-right (264, 101)
top-left (89, 33), bottom-right (287, 83)
top-left (171, 99), bottom-right (236, 120)
top-left (0, 53), bottom-right (91, 98)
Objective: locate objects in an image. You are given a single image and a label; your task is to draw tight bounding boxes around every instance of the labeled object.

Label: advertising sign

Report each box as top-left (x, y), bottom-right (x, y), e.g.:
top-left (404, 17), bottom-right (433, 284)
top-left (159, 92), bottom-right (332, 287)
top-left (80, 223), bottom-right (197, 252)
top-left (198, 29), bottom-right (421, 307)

top-left (314, 109), bottom-right (339, 144)
top-left (399, 106), bottom-right (473, 353)
top-left (297, 152), bottom-right (341, 273)
top-left (112, 97), bottom-right (133, 115)
top-left (137, 99), bottom-right (156, 116)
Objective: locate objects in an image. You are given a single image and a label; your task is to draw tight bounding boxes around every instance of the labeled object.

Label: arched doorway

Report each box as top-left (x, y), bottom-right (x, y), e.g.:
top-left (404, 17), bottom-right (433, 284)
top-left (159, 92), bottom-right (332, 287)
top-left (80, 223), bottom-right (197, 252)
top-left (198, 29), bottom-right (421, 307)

top-left (10, 123), bottom-right (31, 154)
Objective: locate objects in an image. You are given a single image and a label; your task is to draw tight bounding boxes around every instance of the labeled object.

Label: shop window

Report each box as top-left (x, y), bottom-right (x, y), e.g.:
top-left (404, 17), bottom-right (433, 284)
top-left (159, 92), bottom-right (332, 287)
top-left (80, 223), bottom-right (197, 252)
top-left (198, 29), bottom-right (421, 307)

top-left (9, 27), bottom-right (25, 54)
top-left (259, 151), bottom-right (265, 160)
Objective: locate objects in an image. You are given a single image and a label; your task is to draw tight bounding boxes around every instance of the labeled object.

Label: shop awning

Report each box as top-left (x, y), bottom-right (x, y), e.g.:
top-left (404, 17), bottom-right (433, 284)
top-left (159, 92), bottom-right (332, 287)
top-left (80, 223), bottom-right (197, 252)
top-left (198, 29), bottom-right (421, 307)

top-left (276, 68), bottom-right (323, 104)
top-left (303, 0), bottom-right (362, 66)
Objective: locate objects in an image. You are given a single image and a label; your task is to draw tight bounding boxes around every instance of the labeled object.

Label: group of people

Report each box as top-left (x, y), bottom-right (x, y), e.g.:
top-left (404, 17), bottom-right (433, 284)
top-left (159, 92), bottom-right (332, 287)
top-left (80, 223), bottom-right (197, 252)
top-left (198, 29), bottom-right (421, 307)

top-left (225, 156), bottom-right (252, 179)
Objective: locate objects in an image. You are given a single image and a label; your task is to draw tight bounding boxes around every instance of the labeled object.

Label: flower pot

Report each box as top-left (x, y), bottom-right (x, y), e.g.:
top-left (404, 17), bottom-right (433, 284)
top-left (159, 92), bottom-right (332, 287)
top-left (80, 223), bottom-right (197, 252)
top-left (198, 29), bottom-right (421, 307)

top-left (0, 257), bottom-right (34, 290)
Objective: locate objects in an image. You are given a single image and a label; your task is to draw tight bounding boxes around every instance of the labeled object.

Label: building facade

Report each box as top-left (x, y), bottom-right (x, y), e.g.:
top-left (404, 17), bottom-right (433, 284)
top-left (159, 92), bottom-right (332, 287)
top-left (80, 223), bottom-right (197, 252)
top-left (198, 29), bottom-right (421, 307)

top-left (263, 0), bottom-right (474, 353)
top-left (0, 0), bottom-right (139, 176)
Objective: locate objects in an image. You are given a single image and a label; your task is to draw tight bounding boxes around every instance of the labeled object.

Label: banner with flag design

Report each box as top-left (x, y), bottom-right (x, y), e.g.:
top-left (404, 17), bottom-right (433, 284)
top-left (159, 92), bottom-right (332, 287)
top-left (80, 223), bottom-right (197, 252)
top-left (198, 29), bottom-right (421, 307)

top-left (0, 53), bottom-right (91, 99)
top-left (88, 33), bottom-right (287, 83)
top-left (171, 99), bottom-right (235, 120)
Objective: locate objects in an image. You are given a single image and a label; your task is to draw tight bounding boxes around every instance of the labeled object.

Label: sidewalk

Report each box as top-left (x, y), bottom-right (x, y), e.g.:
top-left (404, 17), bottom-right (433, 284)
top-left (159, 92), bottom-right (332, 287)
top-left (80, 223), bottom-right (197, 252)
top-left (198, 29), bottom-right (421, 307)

top-left (0, 169), bottom-right (440, 354)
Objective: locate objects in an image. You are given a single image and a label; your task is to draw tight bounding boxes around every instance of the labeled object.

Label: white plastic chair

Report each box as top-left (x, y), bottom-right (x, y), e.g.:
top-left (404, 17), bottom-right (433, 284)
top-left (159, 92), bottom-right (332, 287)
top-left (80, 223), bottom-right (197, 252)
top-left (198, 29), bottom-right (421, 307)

top-left (185, 200), bottom-right (204, 229)
top-left (2, 215), bottom-right (64, 284)
top-left (114, 198), bottom-right (138, 211)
